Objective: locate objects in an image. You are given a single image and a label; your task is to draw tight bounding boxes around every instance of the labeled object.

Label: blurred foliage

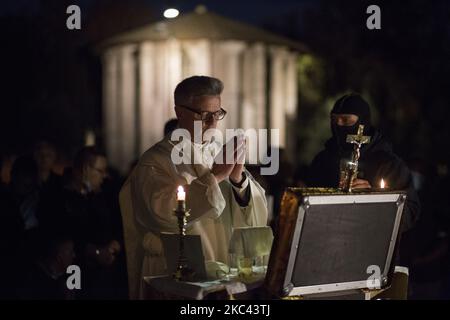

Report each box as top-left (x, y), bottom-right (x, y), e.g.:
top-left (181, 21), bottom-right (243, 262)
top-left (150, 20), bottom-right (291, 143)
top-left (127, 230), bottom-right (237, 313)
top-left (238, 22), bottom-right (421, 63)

top-left (296, 54), bottom-right (330, 164)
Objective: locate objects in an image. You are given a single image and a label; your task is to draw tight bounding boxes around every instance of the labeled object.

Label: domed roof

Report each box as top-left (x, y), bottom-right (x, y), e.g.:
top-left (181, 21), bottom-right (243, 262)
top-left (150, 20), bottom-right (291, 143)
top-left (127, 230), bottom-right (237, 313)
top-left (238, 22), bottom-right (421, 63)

top-left (98, 8), bottom-right (307, 52)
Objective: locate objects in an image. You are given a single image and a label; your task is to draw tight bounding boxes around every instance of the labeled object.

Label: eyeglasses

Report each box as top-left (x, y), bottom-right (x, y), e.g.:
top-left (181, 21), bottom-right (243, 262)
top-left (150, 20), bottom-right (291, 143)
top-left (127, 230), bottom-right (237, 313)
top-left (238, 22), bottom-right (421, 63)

top-left (177, 104), bottom-right (227, 122)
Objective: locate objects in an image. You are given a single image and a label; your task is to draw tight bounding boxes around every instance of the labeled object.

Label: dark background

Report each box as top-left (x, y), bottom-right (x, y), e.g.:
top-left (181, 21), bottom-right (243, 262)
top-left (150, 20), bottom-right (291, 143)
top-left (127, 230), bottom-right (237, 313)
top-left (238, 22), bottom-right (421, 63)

top-left (1, 0), bottom-right (450, 300)
top-left (1, 0), bottom-right (449, 168)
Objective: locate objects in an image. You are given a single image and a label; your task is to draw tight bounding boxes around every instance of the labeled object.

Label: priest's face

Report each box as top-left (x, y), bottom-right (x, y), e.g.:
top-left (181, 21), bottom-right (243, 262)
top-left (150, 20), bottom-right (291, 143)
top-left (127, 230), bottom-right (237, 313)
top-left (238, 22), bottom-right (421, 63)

top-left (175, 95), bottom-right (222, 142)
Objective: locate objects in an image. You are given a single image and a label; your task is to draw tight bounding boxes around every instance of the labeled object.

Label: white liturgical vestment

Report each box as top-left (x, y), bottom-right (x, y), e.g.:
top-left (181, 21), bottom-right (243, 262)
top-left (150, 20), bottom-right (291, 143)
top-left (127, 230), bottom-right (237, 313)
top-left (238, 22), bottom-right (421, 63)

top-left (119, 135), bottom-right (268, 298)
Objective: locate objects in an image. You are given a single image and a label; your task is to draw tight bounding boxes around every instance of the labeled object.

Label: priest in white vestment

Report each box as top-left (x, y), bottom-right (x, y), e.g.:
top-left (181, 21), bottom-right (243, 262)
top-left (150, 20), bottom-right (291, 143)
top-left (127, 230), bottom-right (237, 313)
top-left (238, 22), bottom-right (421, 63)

top-left (119, 76), bottom-right (268, 299)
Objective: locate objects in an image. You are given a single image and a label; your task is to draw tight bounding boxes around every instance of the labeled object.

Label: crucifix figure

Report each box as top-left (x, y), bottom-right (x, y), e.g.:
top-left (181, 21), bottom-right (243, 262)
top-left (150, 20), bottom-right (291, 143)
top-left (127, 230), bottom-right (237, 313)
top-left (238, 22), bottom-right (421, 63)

top-left (341, 124), bottom-right (371, 192)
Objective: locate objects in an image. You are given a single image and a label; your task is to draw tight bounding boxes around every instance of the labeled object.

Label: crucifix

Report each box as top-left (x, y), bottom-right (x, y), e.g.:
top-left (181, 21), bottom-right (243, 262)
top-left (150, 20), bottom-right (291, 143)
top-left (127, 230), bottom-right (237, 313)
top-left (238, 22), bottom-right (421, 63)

top-left (341, 124), bottom-right (371, 192)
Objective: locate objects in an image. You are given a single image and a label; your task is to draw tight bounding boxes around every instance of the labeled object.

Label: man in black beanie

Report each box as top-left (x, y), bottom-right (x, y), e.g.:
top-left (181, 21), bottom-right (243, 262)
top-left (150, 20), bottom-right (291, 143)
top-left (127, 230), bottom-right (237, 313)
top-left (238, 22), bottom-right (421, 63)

top-left (307, 93), bottom-right (420, 234)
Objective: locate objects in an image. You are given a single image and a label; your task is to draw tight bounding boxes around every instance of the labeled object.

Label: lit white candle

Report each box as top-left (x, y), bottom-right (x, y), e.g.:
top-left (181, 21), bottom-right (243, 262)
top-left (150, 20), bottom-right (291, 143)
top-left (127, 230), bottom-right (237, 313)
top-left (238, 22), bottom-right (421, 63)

top-left (177, 186), bottom-right (186, 201)
top-left (380, 178), bottom-right (385, 189)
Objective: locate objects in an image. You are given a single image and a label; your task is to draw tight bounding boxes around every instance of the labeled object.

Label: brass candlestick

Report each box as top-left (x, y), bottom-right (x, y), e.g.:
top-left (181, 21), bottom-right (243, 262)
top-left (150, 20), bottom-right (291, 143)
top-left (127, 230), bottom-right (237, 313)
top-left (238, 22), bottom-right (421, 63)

top-left (173, 199), bottom-right (195, 282)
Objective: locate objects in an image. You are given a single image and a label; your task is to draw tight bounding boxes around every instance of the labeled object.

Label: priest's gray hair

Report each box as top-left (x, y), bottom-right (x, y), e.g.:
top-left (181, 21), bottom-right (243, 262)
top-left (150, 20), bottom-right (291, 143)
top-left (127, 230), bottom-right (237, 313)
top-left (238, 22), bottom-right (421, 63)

top-left (174, 76), bottom-right (224, 106)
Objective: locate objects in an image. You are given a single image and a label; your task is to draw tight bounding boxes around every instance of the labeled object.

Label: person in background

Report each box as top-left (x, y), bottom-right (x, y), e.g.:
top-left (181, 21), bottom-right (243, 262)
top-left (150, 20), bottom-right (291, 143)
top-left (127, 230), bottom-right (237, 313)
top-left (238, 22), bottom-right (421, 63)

top-left (33, 141), bottom-right (63, 194)
top-left (164, 118), bottom-right (178, 137)
top-left (306, 93), bottom-right (420, 280)
top-left (8, 156), bottom-right (40, 231)
top-left (0, 157), bottom-right (25, 299)
top-left (307, 93), bottom-right (420, 234)
top-left (19, 230), bottom-right (75, 300)
top-left (37, 146), bottom-right (125, 299)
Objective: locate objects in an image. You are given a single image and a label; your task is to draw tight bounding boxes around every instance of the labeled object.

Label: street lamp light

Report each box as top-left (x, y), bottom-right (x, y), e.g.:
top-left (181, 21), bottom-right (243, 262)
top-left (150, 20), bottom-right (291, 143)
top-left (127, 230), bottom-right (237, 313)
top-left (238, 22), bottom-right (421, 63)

top-left (163, 8), bottom-right (179, 19)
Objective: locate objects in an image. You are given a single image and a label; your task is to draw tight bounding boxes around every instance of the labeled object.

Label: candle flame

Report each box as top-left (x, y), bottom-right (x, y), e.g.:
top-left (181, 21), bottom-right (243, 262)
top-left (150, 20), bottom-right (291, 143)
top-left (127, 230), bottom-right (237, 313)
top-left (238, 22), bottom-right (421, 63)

top-left (380, 179), bottom-right (385, 189)
top-left (177, 185), bottom-right (186, 201)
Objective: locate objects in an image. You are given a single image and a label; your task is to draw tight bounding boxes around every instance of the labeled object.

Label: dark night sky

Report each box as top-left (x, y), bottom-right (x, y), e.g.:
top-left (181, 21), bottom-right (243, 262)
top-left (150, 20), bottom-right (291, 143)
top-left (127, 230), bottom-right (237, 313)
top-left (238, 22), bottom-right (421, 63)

top-left (0, 0), bottom-right (312, 23)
